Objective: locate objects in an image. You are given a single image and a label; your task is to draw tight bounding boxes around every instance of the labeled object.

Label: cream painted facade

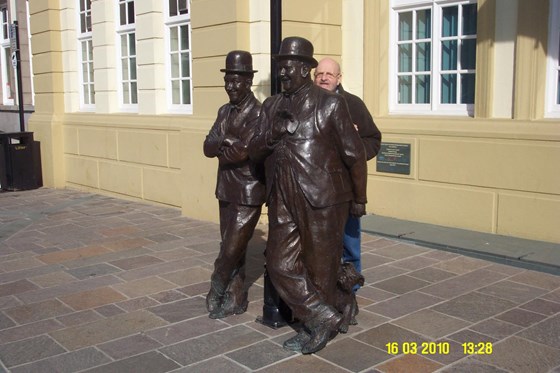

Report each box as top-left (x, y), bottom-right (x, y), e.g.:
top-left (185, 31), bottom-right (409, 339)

top-left (27, 0), bottom-right (560, 243)
top-left (0, 0), bottom-right (34, 133)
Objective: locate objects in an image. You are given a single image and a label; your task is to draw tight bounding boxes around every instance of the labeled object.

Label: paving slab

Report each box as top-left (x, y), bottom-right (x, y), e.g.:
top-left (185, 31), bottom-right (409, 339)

top-left (0, 188), bottom-right (559, 372)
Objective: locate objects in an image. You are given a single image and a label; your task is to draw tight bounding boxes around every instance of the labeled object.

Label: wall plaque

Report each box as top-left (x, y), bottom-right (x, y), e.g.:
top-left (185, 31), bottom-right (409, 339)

top-left (376, 142), bottom-right (411, 175)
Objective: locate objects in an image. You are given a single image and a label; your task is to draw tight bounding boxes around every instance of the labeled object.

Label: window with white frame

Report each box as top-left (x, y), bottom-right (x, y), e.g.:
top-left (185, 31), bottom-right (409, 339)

top-left (546, 0), bottom-right (560, 117)
top-left (78, 0), bottom-right (94, 108)
top-left (390, 0), bottom-right (477, 116)
top-left (165, 0), bottom-right (192, 113)
top-left (117, 0), bottom-right (137, 108)
top-left (0, 7), bottom-right (14, 105)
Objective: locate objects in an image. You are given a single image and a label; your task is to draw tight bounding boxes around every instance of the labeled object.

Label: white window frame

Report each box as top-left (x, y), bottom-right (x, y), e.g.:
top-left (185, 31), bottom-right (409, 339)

top-left (116, 0), bottom-right (137, 111)
top-left (390, 0), bottom-right (477, 116)
top-left (77, 0), bottom-right (94, 111)
top-left (0, 7), bottom-right (14, 106)
top-left (164, 0), bottom-right (193, 114)
top-left (546, 0), bottom-right (560, 118)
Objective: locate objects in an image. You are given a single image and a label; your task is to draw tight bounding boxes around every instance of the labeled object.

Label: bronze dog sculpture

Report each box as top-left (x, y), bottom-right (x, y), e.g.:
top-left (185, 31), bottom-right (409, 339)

top-left (336, 262), bottom-right (365, 333)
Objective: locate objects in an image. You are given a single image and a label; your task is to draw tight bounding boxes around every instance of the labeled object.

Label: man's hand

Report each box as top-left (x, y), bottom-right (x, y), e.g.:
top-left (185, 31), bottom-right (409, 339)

top-left (350, 202), bottom-right (366, 217)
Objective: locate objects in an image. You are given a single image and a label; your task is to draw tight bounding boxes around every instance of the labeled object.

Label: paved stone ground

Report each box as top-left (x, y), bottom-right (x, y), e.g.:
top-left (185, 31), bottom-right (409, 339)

top-left (0, 188), bottom-right (559, 373)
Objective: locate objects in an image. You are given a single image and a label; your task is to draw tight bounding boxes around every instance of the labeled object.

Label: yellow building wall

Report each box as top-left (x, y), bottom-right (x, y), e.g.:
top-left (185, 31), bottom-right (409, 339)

top-left (26, 0), bottom-right (559, 244)
top-left (364, 0), bottom-right (560, 243)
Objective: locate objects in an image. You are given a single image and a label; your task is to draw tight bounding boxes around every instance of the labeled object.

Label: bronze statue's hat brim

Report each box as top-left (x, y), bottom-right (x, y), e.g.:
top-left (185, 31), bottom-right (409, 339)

top-left (220, 67), bottom-right (258, 73)
top-left (272, 54), bottom-right (318, 67)
top-left (272, 36), bottom-right (318, 67)
top-left (220, 50), bottom-right (258, 73)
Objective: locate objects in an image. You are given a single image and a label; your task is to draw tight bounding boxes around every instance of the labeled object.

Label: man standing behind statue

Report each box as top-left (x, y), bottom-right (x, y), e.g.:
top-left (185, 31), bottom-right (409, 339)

top-left (203, 51), bottom-right (265, 320)
top-left (314, 57), bottom-right (382, 285)
top-left (249, 37), bottom-right (368, 354)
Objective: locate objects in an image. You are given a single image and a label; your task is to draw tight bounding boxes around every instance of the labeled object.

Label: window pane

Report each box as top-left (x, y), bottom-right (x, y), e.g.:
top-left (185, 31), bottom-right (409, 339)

top-left (416, 42), bottom-right (431, 72)
top-left (181, 52), bottom-right (190, 78)
top-left (89, 62), bottom-right (94, 81)
top-left (461, 39), bottom-right (476, 69)
top-left (182, 80), bottom-right (191, 104)
top-left (122, 83), bottom-right (129, 104)
top-left (170, 27), bottom-right (178, 52)
top-left (462, 4), bottom-right (477, 36)
top-left (180, 25), bottom-right (189, 51)
top-left (129, 33), bottom-right (136, 55)
top-left (442, 6), bottom-right (458, 37)
top-left (461, 73), bottom-right (475, 103)
top-left (399, 12), bottom-right (413, 41)
top-left (86, 13), bottom-right (91, 32)
top-left (179, 0), bottom-right (188, 14)
top-left (88, 40), bottom-right (93, 59)
top-left (172, 80), bottom-right (180, 104)
top-left (120, 3), bottom-right (126, 25)
top-left (131, 82), bottom-right (138, 104)
top-left (441, 40), bottom-right (457, 70)
top-left (441, 74), bottom-right (457, 103)
top-left (81, 14), bottom-right (86, 33)
top-left (399, 44), bottom-right (412, 72)
top-left (169, 0), bottom-right (178, 17)
top-left (398, 76), bottom-right (412, 103)
top-left (121, 34), bottom-right (128, 57)
top-left (130, 58), bottom-right (137, 79)
top-left (416, 75), bottom-right (430, 104)
top-left (171, 54), bottom-right (179, 77)
top-left (557, 72), bottom-right (560, 105)
top-left (417, 9), bottom-right (431, 39)
top-left (122, 59), bottom-right (129, 79)
top-left (82, 63), bottom-right (88, 81)
top-left (90, 85), bottom-right (95, 104)
top-left (128, 1), bottom-right (135, 24)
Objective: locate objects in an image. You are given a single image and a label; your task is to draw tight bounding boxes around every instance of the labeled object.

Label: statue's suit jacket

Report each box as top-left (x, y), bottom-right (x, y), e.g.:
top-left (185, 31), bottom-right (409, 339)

top-left (249, 82), bottom-right (367, 208)
top-left (203, 93), bottom-right (265, 206)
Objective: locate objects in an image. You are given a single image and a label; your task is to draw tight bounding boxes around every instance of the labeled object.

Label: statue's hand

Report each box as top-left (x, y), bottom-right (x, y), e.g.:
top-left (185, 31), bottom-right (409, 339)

top-left (221, 135), bottom-right (238, 147)
top-left (269, 114), bottom-right (289, 143)
top-left (220, 141), bottom-right (248, 164)
top-left (350, 202), bottom-right (366, 218)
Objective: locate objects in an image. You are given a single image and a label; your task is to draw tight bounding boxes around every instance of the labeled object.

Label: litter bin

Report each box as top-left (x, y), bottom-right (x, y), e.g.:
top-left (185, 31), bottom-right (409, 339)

top-left (0, 132), bottom-right (42, 191)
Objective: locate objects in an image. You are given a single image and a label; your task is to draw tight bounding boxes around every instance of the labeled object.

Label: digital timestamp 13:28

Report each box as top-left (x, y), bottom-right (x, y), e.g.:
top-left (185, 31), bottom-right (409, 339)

top-left (386, 342), bottom-right (493, 355)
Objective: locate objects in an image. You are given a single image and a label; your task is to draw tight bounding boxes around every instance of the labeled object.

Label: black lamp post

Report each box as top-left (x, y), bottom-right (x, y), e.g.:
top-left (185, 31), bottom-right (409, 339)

top-left (255, 0), bottom-right (293, 329)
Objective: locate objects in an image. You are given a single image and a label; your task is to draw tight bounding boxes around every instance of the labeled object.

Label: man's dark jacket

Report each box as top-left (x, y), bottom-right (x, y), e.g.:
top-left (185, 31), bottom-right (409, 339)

top-left (338, 84), bottom-right (382, 161)
top-left (203, 92), bottom-right (265, 206)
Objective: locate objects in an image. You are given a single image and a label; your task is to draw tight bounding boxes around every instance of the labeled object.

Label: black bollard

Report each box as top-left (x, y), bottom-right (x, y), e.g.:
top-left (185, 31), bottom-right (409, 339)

top-left (256, 265), bottom-right (292, 328)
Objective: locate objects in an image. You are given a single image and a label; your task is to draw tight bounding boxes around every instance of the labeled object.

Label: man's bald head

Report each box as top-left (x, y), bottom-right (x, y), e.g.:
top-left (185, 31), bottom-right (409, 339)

top-left (314, 57), bottom-right (341, 92)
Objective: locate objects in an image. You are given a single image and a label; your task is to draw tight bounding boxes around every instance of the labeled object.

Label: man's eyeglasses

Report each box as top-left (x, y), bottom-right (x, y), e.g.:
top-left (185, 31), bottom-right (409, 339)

top-left (314, 72), bottom-right (340, 79)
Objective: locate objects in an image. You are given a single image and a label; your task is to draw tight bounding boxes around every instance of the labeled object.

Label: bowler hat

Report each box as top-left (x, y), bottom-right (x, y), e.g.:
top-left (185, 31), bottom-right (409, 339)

top-left (273, 36), bottom-right (318, 67)
top-left (220, 50), bottom-right (258, 74)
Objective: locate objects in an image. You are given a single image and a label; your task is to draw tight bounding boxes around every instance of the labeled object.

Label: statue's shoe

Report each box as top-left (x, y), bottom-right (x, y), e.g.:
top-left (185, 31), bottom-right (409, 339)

top-left (301, 313), bottom-right (342, 354)
top-left (208, 291), bottom-right (248, 319)
top-left (205, 288), bottom-right (222, 313)
top-left (283, 329), bottom-right (311, 352)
